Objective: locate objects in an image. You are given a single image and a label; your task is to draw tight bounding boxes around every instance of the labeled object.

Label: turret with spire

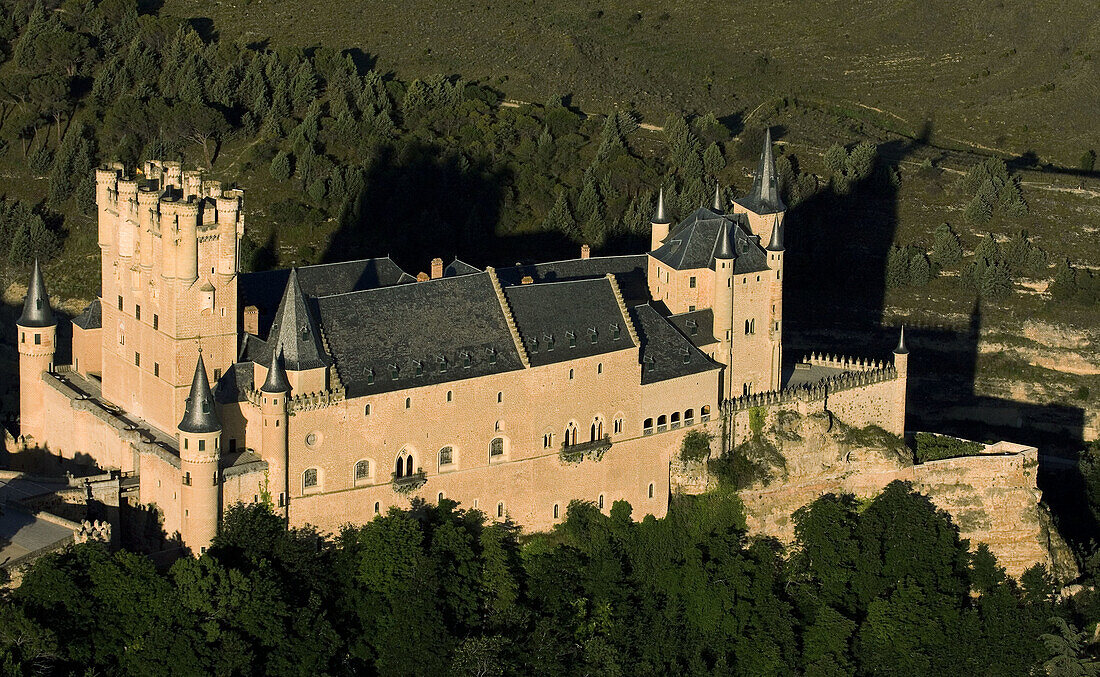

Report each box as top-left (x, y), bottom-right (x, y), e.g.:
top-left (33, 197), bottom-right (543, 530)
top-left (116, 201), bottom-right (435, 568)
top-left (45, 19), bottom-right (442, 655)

top-left (712, 222), bottom-right (736, 395)
top-left (732, 128), bottom-right (787, 246)
top-left (712, 182), bottom-right (724, 213)
top-left (891, 325), bottom-right (909, 436)
top-left (17, 260), bottom-right (57, 441)
top-left (260, 345), bottom-right (290, 517)
top-left (650, 186), bottom-right (673, 251)
top-left (179, 352), bottom-right (222, 552)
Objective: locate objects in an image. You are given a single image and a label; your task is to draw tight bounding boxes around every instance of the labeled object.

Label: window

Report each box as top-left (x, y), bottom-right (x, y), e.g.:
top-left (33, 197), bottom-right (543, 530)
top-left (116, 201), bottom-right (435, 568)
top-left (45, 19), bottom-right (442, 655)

top-left (374, 502), bottom-right (380, 514)
top-left (494, 420), bottom-right (503, 432)
top-left (439, 356), bottom-right (448, 372)
top-left (463, 352), bottom-right (471, 368)
top-left (154, 363), bottom-right (160, 377)
top-left (439, 446), bottom-right (454, 466)
top-left (414, 360), bottom-right (423, 376)
top-left (643, 418), bottom-right (654, 435)
top-left (488, 348), bottom-right (497, 364)
top-left (611, 324), bottom-right (621, 340)
top-left (689, 276), bottom-right (697, 288)
top-left (657, 415), bottom-right (667, 432)
top-left (497, 391), bottom-right (503, 403)
top-left (568, 369), bottom-right (574, 380)
top-left (598, 494), bottom-right (604, 509)
top-left (597, 363), bottom-right (603, 375)
top-left (354, 460), bottom-right (370, 481)
top-left (391, 364), bottom-right (399, 380)
top-left (670, 411), bottom-right (681, 429)
top-left (405, 397), bottom-right (411, 409)
top-left (614, 417), bottom-right (623, 434)
top-left (153, 314), bottom-right (158, 330)
top-left (489, 437), bottom-right (505, 459)
top-left (438, 492), bottom-right (445, 503)
top-left (685, 408), bottom-right (695, 425)
top-left (395, 452), bottom-right (414, 479)
top-left (183, 472), bottom-right (191, 486)
top-left (135, 305), bottom-right (141, 320)
top-left (365, 403), bottom-right (371, 415)
top-left (701, 405), bottom-right (711, 422)
top-left (447, 390), bottom-right (453, 402)
top-left (687, 320), bottom-right (698, 336)
top-left (303, 468), bottom-right (318, 489)
top-left (214, 368), bottom-right (221, 381)
top-left (546, 335), bottom-right (555, 351)
top-left (530, 337), bottom-right (539, 353)
top-left (589, 328), bottom-right (597, 344)
top-left (553, 504), bottom-right (560, 519)
top-left (34, 333), bottom-right (41, 345)
top-left (689, 305), bottom-right (696, 311)
top-left (543, 432), bottom-right (553, 449)
top-left (367, 369), bottom-right (375, 385)
top-left (648, 483), bottom-right (655, 499)
top-left (134, 352), bottom-right (140, 367)
top-left (118, 295), bottom-right (123, 311)
top-left (591, 417), bottom-right (604, 441)
top-left (198, 439), bottom-right (206, 451)
top-left (497, 502), bottom-right (504, 518)
top-left (564, 423), bottom-right (577, 446)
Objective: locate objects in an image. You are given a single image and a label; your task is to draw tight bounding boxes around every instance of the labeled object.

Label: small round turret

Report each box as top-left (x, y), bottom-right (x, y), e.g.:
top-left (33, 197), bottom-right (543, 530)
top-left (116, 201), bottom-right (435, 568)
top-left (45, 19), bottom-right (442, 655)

top-left (17, 260), bottom-right (57, 441)
top-left (179, 352), bottom-right (222, 553)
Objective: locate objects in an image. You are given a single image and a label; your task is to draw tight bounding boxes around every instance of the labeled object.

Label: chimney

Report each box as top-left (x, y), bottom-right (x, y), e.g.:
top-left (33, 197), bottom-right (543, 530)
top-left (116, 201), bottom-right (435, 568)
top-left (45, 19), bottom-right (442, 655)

top-left (417, 272), bottom-right (430, 282)
top-left (580, 244), bottom-right (591, 259)
top-left (431, 257), bottom-right (444, 279)
top-left (243, 306), bottom-right (259, 335)
top-left (521, 275), bottom-right (534, 285)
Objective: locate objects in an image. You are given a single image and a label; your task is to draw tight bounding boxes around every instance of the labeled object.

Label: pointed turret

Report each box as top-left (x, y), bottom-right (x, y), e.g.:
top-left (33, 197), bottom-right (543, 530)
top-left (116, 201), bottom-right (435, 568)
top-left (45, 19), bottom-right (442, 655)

top-left (18, 260), bottom-right (55, 328)
top-left (766, 217), bottom-right (784, 251)
top-left (739, 128), bottom-right (786, 215)
top-left (179, 352), bottom-right (221, 433)
top-left (268, 268), bottom-right (329, 372)
top-left (712, 182), bottom-right (724, 213)
top-left (893, 325), bottom-right (909, 355)
top-left (652, 187), bottom-right (672, 225)
top-left (261, 345), bottom-right (290, 393)
top-left (715, 222), bottom-right (735, 260)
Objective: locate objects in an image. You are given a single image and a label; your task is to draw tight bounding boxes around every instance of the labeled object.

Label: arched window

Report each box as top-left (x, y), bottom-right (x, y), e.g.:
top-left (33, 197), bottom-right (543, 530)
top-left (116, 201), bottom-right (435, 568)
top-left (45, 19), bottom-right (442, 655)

top-left (497, 391), bottom-right (503, 403)
top-left (657, 415), bottom-right (667, 432)
top-left (439, 446), bottom-right (454, 466)
top-left (591, 416), bottom-right (604, 441)
top-left (303, 468), bottom-right (318, 490)
top-left (495, 420), bottom-right (504, 432)
top-left (597, 363), bottom-right (603, 374)
top-left (701, 405), bottom-right (711, 422)
top-left (564, 423), bottom-right (577, 446)
top-left (489, 437), bottom-right (505, 460)
top-left (648, 482), bottom-right (655, 499)
top-left (568, 368), bottom-right (574, 380)
top-left (553, 504), bottom-right (560, 519)
top-left (394, 456), bottom-right (404, 479)
top-left (438, 492), bottom-right (445, 502)
top-left (685, 408), bottom-right (695, 425)
top-left (354, 459), bottom-right (370, 482)
top-left (497, 502), bottom-right (504, 518)
top-left (395, 450), bottom-right (416, 479)
top-left (405, 397), bottom-right (411, 409)
top-left (745, 319), bottom-right (751, 335)
top-left (643, 418), bottom-right (654, 435)
top-left (543, 432), bottom-right (553, 449)
top-left (406, 455), bottom-right (413, 476)
top-left (374, 501), bottom-right (380, 514)
top-left (598, 494), bottom-right (605, 509)
top-left (670, 411), bottom-right (681, 429)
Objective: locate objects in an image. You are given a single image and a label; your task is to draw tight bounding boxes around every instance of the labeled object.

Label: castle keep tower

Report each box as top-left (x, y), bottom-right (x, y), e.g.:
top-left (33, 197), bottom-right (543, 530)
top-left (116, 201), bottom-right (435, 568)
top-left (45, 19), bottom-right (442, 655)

top-left (179, 352), bottom-right (221, 553)
top-left (731, 128), bottom-right (786, 246)
top-left (95, 161), bottom-right (243, 436)
top-left (17, 260), bottom-right (56, 442)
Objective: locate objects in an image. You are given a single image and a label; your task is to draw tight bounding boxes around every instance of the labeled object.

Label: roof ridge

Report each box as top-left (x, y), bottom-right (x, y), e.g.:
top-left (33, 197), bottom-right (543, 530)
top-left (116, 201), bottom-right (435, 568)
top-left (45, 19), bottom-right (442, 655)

top-left (605, 274), bottom-right (641, 346)
top-left (485, 266), bottom-right (530, 369)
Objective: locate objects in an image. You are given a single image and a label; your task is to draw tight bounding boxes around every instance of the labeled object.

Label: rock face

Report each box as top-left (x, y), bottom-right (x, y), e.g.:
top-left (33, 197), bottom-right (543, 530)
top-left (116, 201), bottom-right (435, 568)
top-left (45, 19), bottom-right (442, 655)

top-left (689, 409), bottom-right (1078, 581)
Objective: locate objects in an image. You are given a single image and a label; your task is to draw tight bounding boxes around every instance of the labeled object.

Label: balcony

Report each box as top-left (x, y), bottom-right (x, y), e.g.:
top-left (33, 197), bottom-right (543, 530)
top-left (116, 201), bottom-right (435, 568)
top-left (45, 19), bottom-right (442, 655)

top-left (560, 435), bottom-right (612, 464)
top-left (391, 470), bottom-right (426, 493)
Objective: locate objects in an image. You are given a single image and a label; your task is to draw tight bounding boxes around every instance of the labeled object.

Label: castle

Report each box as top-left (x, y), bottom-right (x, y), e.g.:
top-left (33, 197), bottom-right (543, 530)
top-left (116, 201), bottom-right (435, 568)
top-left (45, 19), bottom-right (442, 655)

top-left (15, 133), bottom-right (908, 553)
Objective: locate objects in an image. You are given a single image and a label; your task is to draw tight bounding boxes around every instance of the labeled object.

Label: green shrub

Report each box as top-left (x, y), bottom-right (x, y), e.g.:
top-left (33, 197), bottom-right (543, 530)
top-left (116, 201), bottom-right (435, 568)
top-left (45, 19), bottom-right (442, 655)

top-left (679, 430), bottom-right (713, 463)
top-left (913, 432), bottom-right (983, 463)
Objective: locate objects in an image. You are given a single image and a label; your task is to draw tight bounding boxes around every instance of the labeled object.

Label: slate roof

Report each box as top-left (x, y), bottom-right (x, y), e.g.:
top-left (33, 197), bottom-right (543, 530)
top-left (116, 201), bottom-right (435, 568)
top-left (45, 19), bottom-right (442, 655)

top-left (314, 272), bottom-right (525, 398)
top-left (667, 309), bottom-right (718, 348)
top-left (214, 361), bottom-right (253, 404)
top-left (503, 278), bottom-right (636, 367)
top-left (18, 260), bottom-right (54, 328)
top-left (496, 254), bottom-right (650, 305)
top-left (735, 128), bottom-right (786, 215)
top-left (632, 304), bottom-right (721, 385)
top-left (239, 257), bottom-right (411, 336)
top-left (259, 269), bottom-right (330, 372)
top-left (444, 258), bottom-right (481, 277)
top-left (179, 353), bottom-right (221, 433)
top-left (651, 208), bottom-right (769, 274)
top-left (261, 346), bottom-right (290, 393)
top-left (72, 298), bottom-right (102, 330)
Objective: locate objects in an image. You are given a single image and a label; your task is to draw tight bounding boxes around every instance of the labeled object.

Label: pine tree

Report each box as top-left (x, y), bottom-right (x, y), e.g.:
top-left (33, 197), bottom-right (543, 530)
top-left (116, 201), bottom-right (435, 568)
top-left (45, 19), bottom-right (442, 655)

top-left (930, 223), bottom-right (963, 267)
top-left (543, 191), bottom-right (578, 241)
top-left (270, 151), bottom-right (292, 181)
top-left (886, 246), bottom-right (911, 288)
top-left (909, 253), bottom-right (931, 286)
top-left (703, 142), bottom-right (725, 179)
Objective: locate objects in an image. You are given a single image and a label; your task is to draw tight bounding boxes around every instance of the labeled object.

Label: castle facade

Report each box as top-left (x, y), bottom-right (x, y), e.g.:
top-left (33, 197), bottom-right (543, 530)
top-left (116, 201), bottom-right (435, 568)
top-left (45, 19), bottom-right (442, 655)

top-left (16, 135), bottom-right (907, 553)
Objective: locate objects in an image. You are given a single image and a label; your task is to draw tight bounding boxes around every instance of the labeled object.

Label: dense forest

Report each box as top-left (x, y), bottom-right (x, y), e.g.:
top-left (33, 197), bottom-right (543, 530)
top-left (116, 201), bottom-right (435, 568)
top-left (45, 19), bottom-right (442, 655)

top-left (2, 482), bottom-right (1098, 676)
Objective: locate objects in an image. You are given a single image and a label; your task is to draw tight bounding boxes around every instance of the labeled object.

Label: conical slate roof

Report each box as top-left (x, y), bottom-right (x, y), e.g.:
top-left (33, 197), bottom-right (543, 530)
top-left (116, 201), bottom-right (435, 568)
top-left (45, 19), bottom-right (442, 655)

top-left (766, 218), bottom-right (784, 252)
top-left (651, 187), bottom-right (672, 225)
top-left (261, 345), bottom-right (291, 393)
top-left (265, 268), bottom-right (329, 371)
top-left (715, 222), bottom-right (735, 260)
top-left (18, 260), bottom-right (55, 327)
top-left (712, 182), bottom-right (724, 212)
top-left (737, 128), bottom-right (786, 215)
top-left (179, 353), bottom-right (221, 433)
top-left (894, 325), bottom-right (909, 355)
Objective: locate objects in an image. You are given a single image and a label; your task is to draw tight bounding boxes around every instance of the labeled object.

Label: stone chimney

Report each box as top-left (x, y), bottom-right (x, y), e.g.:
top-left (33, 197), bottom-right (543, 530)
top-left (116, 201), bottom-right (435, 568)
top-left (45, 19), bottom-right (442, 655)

top-left (243, 306), bottom-right (259, 335)
top-left (521, 275), bottom-right (534, 285)
top-left (417, 272), bottom-right (430, 282)
top-left (580, 244), bottom-right (591, 259)
top-left (431, 257), bottom-right (444, 279)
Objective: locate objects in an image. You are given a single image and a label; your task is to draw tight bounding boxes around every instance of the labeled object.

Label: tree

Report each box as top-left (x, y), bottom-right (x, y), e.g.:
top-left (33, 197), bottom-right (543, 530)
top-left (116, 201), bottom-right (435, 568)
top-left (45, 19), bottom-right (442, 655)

top-left (930, 223), bottom-right (963, 267)
top-left (1040, 618), bottom-right (1100, 677)
top-left (886, 246), bottom-right (910, 288)
top-left (270, 150), bottom-right (292, 181)
top-left (703, 142), bottom-right (725, 179)
top-left (908, 252), bottom-right (931, 286)
top-left (172, 102), bottom-right (228, 167)
top-left (543, 190), bottom-right (578, 241)
top-left (1081, 150), bottom-right (1096, 173)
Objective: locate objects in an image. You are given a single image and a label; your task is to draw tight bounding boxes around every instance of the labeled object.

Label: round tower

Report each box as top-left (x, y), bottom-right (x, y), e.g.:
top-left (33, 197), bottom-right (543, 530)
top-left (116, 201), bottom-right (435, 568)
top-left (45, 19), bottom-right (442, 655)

top-left (891, 326), bottom-right (909, 437)
top-left (766, 216), bottom-right (785, 389)
top-left (179, 352), bottom-right (222, 554)
top-left (650, 186), bottom-right (673, 251)
top-left (17, 260), bottom-right (56, 443)
top-left (712, 223), bottom-right (736, 401)
top-left (260, 345), bottom-right (290, 517)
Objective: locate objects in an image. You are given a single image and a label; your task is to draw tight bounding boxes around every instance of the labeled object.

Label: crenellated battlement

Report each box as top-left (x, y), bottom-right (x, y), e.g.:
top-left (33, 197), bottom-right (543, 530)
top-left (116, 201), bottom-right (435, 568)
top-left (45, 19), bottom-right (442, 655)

top-left (801, 352), bottom-right (886, 372)
top-left (726, 362), bottom-right (900, 413)
top-left (247, 386), bottom-right (347, 413)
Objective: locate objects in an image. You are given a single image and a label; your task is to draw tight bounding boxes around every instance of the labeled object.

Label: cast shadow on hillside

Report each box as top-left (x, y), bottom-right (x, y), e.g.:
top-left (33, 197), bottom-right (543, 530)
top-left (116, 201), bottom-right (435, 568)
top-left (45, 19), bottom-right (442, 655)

top-left (320, 139), bottom-right (582, 271)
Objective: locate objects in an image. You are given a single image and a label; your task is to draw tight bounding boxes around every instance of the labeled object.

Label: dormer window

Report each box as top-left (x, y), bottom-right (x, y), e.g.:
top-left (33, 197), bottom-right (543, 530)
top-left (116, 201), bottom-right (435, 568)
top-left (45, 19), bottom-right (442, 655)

top-left (367, 368), bottom-right (375, 385)
top-left (530, 337), bottom-right (539, 353)
top-left (462, 352), bottom-right (471, 368)
top-left (414, 360), bottom-right (423, 377)
top-left (390, 364), bottom-right (399, 380)
top-left (438, 356), bottom-right (447, 373)
top-left (588, 327), bottom-right (597, 344)
top-left (610, 324), bottom-right (621, 340)
top-left (682, 348), bottom-right (691, 364)
top-left (687, 320), bottom-right (698, 336)
top-left (487, 348), bottom-right (497, 365)
top-left (567, 331), bottom-right (576, 348)
top-left (643, 356), bottom-right (655, 372)
top-left (546, 334), bottom-right (555, 351)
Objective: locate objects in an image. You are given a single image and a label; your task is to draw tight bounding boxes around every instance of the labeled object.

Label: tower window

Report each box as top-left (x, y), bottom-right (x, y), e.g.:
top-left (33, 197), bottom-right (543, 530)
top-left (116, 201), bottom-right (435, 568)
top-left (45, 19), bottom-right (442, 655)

top-left (405, 397), bottom-right (411, 409)
top-left (447, 390), bottom-right (453, 402)
top-left (439, 446), bottom-right (454, 466)
top-left (354, 460), bottom-right (370, 481)
top-left (489, 437), bottom-right (505, 459)
top-left (198, 439), bottom-right (205, 451)
top-left (568, 368), bottom-right (574, 380)
top-left (497, 502), bottom-right (504, 518)
top-left (554, 504), bottom-right (559, 519)
top-left (649, 483), bottom-right (655, 499)
top-left (689, 276), bottom-right (696, 288)
top-left (497, 391), bottom-right (503, 403)
top-left (374, 501), bottom-right (380, 514)
top-left (597, 363), bottom-right (603, 374)
top-left (598, 494), bottom-right (604, 509)
top-left (135, 305), bottom-right (141, 320)
top-left (303, 468), bottom-right (318, 489)
top-left (118, 295), bottom-right (123, 311)
top-left (365, 403), bottom-right (371, 415)
top-left (34, 334), bottom-right (40, 345)
top-left (153, 314), bottom-right (158, 330)
top-left (134, 352), bottom-right (140, 366)
top-left (154, 363), bottom-right (160, 377)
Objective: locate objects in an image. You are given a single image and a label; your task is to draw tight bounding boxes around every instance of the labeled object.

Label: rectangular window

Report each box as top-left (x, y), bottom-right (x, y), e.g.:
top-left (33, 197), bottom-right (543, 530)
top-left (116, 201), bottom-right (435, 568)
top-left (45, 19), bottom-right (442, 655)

top-left (153, 314), bottom-right (159, 330)
top-left (135, 305), bottom-right (141, 321)
top-left (198, 439), bottom-right (205, 451)
top-left (34, 333), bottom-right (41, 345)
top-left (134, 352), bottom-right (140, 367)
top-left (118, 296), bottom-right (123, 311)
top-left (213, 368), bottom-right (221, 381)
top-left (689, 276), bottom-right (696, 288)
top-left (154, 363), bottom-right (160, 377)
